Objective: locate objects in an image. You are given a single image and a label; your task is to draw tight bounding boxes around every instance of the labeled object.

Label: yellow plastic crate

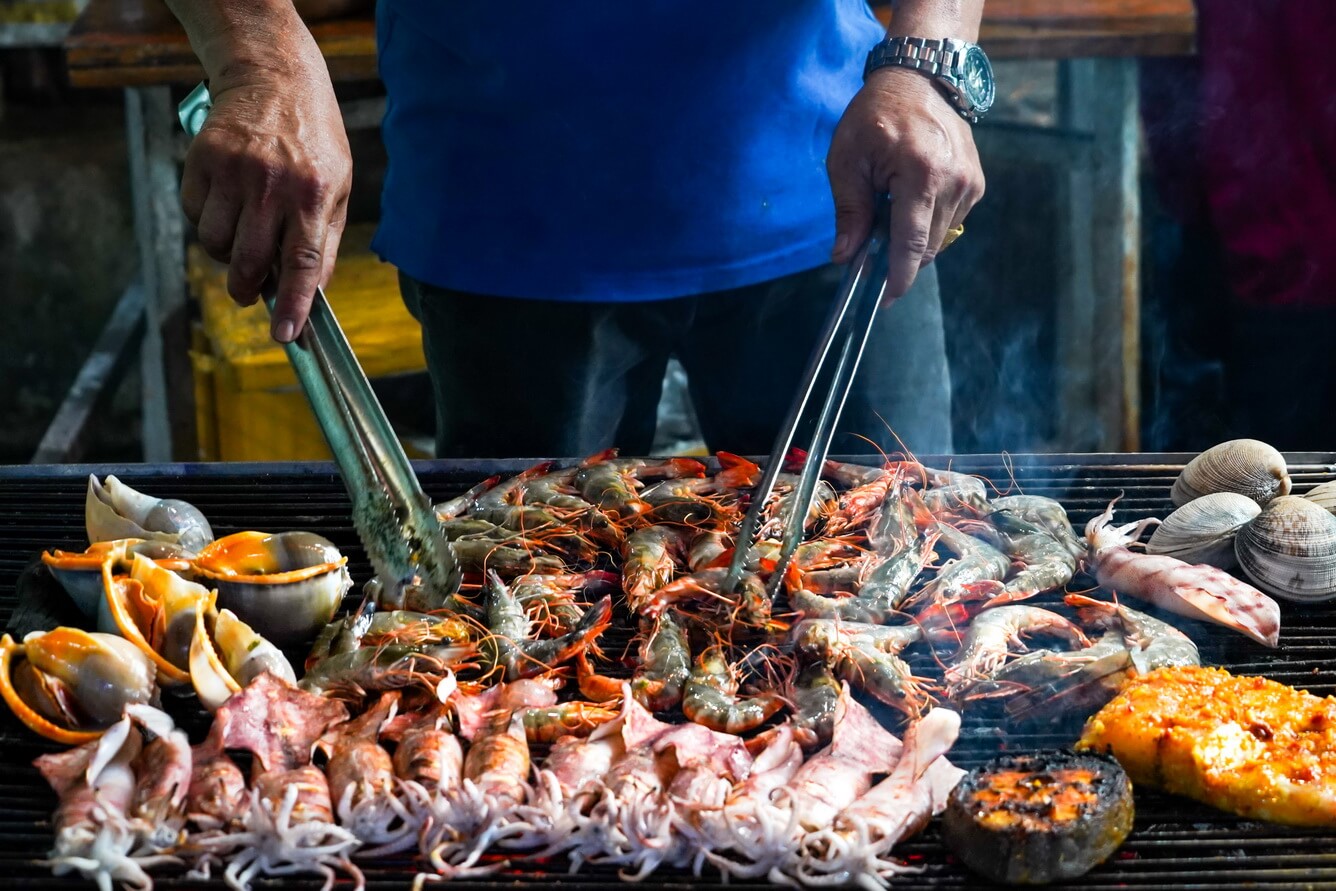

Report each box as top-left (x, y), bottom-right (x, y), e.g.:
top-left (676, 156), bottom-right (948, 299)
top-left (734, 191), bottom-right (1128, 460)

top-left (189, 226), bottom-right (428, 462)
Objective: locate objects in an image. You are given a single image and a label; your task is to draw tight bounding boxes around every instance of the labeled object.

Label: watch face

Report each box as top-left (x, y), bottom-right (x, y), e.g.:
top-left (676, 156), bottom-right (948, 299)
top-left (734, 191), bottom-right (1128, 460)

top-left (961, 45), bottom-right (995, 113)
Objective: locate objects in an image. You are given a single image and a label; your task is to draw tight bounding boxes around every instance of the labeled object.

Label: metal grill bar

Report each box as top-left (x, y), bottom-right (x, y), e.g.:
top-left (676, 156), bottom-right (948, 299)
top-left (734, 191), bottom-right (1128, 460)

top-left (3, 453), bottom-right (1336, 889)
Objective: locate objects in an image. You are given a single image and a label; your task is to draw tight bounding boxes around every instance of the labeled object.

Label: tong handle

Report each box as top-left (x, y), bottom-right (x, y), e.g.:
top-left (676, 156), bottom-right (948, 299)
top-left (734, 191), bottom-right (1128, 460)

top-left (724, 201), bottom-right (892, 596)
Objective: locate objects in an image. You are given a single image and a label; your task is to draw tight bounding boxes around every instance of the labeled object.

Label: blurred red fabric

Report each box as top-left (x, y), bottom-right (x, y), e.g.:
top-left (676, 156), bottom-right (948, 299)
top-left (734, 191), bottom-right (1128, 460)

top-left (1142, 1), bottom-right (1336, 308)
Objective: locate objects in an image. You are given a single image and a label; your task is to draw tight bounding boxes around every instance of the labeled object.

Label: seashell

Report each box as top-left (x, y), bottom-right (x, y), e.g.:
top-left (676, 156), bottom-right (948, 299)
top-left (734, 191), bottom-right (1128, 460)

top-left (0, 628), bottom-right (158, 744)
top-left (1146, 492), bottom-right (1261, 569)
top-left (41, 538), bottom-right (191, 619)
top-left (1303, 480), bottom-right (1336, 515)
top-left (1171, 439), bottom-right (1291, 508)
top-left (189, 595), bottom-right (296, 712)
top-left (100, 554), bottom-right (211, 686)
top-left (86, 475), bottom-right (215, 555)
top-left (1235, 495), bottom-right (1336, 602)
top-left (192, 531), bottom-right (350, 647)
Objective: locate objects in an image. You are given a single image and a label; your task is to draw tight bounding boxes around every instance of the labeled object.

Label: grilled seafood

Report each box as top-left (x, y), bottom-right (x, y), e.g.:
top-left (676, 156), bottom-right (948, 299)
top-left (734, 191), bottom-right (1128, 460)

top-left (42, 539), bottom-right (191, 621)
top-left (85, 475), bottom-right (214, 555)
top-left (944, 605), bottom-right (1091, 698)
top-left (0, 628), bottom-right (158, 744)
top-left (1085, 501), bottom-right (1281, 647)
top-left (192, 531), bottom-right (350, 646)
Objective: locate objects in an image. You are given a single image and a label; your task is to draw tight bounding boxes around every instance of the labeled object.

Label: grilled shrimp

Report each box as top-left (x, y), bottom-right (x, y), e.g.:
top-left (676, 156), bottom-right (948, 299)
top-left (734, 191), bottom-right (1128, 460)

top-left (643, 567), bottom-right (769, 626)
top-left (944, 605), bottom-right (1091, 698)
top-left (919, 466), bottom-right (990, 518)
top-left (622, 525), bottom-right (689, 613)
top-left (470, 461), bottom-right (558, 512)
top-left (687, 530), bottom-right (731, 572)
top-left (681, 648), bottom-right (784, 735)
top-left (632, 611), bottom-right (692, 711)
top-left (521, 702), bottom-right (621, 744)
top-left (789, 661), bottom-right (841, 750)
top-left (990, 494), bottom-right (1086, 558)
top-left (962, 510), bottom-right (1079, 605)
top-left (791, 532), bottom-right (937, 623)
top-left (481, 571), bottom-right (612, 681)
top-left (1085, 501), bottom-right (1281, 647)
top-left (906, 523), bottom-right (1011, 611)
top-left (574, 450), bottom-right (706, 520)
top-left (794, 620), bottom-right (933, 717)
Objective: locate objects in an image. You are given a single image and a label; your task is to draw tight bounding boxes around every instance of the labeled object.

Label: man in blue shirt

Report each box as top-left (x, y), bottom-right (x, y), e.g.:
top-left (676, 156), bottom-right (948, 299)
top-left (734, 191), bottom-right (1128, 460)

top-left (166, 1), bottom-right (986, 458)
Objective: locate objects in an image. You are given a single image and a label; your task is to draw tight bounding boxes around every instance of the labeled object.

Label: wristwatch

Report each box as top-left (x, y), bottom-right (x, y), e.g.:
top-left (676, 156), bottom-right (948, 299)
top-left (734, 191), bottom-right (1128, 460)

top-left (863, 36), bottom-right (995, 123)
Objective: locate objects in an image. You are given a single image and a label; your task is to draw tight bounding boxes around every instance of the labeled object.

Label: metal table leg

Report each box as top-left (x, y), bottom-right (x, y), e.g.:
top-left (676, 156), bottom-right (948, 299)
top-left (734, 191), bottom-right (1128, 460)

top-left (125, 85), bottom-right (194, 462)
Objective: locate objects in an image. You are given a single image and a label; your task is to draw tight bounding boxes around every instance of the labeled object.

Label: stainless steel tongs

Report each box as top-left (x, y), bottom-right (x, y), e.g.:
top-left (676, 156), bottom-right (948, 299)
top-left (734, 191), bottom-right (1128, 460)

top-left (724, 201), bottom-right (893, 600)
top-left (178, 84), bottom-right (461, 609)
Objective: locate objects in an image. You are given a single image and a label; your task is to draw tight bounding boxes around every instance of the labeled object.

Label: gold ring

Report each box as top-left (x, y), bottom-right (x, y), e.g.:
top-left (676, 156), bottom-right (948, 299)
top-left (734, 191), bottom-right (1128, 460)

top-left (940, 224), bottom-right (965, 252)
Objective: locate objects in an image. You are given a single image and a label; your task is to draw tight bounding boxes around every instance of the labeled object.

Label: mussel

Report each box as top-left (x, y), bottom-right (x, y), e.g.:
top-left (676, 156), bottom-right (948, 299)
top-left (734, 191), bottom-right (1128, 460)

top-left (189, 594), bottom-right (296, 711)
top-left (86, 475), bottom-right (214, 555)
top-left (1171, 439), bottom-right (1291, 508)
top-left (41, 539), bottom-right (191, 619)
top-left (1235, 495), bottom-right (1336, 602)
top-left (0, 628), bottom-right (158, 744)
top-left (192, 531), bottom-right (350, 646)
top-left (1146, 492), bottom-right (1261, 569)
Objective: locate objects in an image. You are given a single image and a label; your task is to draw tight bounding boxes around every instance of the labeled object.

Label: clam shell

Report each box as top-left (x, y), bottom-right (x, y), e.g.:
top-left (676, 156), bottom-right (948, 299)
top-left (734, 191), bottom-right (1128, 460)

top-left (1146, 492), bottom-right (1261, 569)
top-left (1235, 495), bottom-right (1336, 601)
top-left (1171, 439), bottom-right (1291, 508)
top-left (1304, 480), bottom-right (1336, 515)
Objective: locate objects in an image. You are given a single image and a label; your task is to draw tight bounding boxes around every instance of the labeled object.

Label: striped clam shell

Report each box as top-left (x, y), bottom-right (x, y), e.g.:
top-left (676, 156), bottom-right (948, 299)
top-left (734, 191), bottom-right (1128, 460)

top-left (1146, 492), bottom-right (1260, 570)
top-left (1171, 439), bottom-right (1291, 508)
top-left (1304, 480), bottom-right (1336, 515)
top-left (1235, 495), bottom-right (1336, 602)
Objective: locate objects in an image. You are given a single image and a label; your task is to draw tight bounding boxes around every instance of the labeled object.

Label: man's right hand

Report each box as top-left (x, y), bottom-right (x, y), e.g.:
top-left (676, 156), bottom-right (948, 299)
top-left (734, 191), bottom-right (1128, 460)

top-left (178, 45), bottom-right (351, 343)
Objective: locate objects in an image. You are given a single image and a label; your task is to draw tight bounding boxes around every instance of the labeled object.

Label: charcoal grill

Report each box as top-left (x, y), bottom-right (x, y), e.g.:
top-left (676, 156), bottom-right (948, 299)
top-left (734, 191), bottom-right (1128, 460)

top-left (5, 453), bottom-right (1336, 890)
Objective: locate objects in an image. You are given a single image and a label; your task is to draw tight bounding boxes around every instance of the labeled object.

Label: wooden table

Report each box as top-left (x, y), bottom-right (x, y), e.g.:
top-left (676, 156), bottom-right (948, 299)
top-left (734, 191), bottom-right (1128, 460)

top-left (56, 0), bottom-right (1194, 462)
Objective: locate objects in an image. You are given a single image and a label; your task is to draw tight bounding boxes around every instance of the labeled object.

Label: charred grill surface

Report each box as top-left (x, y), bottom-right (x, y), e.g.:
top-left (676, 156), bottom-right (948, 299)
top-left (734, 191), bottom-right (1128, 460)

top-left (3, 453), bottom-right (1336, 888)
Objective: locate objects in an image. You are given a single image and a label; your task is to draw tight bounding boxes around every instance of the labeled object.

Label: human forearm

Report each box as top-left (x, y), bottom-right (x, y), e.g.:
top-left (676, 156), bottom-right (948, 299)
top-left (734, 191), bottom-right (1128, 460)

top-left (162, 0), bottom-right (319, 85)
top-left (164, 0), bottom-right (351, 343)
top-left (885, 0), bottom-right (984, 42)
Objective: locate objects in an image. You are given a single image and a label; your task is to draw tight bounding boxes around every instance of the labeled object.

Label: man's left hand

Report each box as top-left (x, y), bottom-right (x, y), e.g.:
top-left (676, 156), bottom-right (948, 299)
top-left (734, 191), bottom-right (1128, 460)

top-left (827, 66), bottom-right (985, 303)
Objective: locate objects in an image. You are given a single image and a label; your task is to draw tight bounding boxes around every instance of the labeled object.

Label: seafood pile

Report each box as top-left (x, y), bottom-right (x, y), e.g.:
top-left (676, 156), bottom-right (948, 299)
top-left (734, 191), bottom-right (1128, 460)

top-left (6, 445), bottom-right (1310, 890)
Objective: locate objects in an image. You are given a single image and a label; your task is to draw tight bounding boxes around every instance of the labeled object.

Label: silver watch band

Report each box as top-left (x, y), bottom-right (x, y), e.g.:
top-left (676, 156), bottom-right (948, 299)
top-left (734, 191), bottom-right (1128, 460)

top-left (880, 36), bottom-right (960, 77)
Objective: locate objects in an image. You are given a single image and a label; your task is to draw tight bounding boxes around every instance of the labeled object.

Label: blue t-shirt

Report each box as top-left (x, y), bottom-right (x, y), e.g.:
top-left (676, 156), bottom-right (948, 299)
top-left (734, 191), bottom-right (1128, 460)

top-left (372, 1), bottom-right (885, 301)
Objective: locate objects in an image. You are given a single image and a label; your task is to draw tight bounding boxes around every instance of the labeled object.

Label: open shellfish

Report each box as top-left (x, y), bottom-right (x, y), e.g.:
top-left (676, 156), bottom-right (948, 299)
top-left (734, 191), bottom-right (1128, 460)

top-left (85, 475), bottom-right (214, 555)
top-left (101, 553), bottom-right (211, 686)
top-left (189, 594), bottom-right (297, 711)
top-left (1171, 439), bottom-right (1291, 508)
top-left (0, 628), bottom-right (158, 744)
top-left (41, 539), bottom-right (191, 619)
top-left (191, 531), bottom-right (350, 646)
top-left (1235, 495), bottom-right (1336, 602)
top-left (1146, 492), bottom-right (1261, 569)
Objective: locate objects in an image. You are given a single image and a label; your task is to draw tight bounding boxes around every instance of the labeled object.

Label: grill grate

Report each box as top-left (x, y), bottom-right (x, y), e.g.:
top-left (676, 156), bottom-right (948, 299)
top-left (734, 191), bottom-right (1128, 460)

top-left (4, 453), bottom-right (1336, 889)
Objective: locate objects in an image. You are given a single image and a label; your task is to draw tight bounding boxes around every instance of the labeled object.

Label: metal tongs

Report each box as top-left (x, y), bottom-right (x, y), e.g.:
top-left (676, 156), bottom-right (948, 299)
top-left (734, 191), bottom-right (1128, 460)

top-left (724, 201), bottom-right (893, 600)
top-left (178, 84), bottom-right (460, 609)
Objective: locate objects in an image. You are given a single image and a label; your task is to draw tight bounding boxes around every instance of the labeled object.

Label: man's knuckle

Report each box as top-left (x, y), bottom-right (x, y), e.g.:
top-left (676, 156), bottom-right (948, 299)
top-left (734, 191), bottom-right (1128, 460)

top-left (285, 243), bottom-right (324, 271)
